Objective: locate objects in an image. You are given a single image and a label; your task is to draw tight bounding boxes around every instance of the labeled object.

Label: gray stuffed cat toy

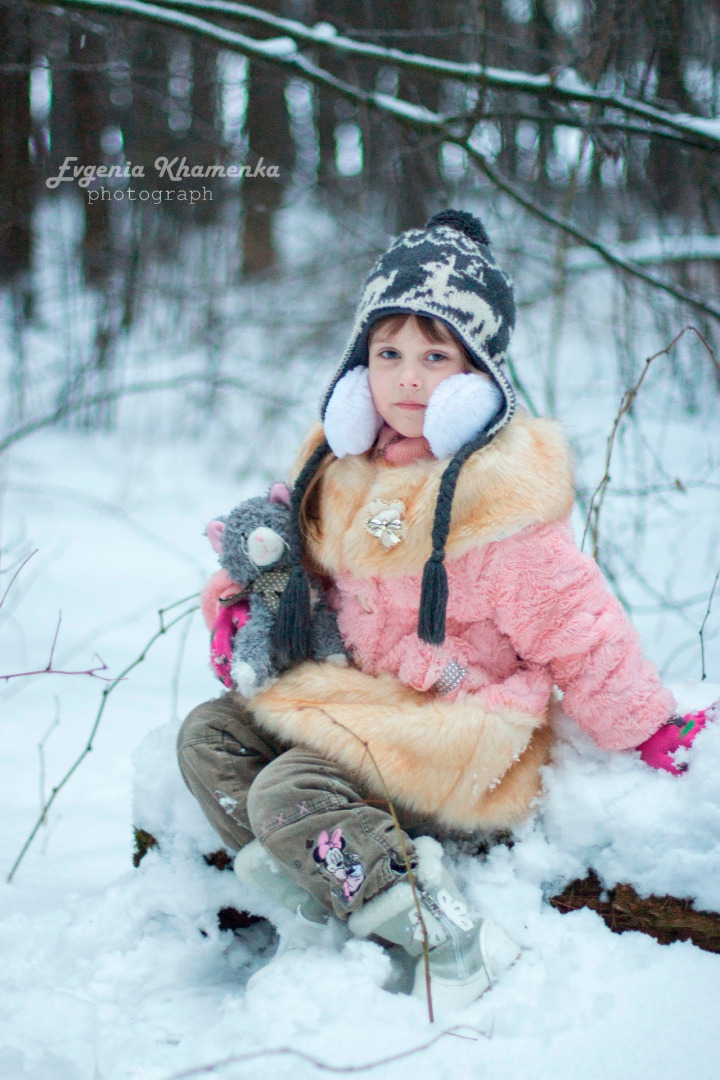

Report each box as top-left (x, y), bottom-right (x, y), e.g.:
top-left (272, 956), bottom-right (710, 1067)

top-left (206, 482), bottom-right (347, 698)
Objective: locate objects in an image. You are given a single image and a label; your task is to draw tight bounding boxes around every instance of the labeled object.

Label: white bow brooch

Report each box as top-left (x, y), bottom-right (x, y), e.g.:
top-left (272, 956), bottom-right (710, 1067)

top-left (365, 500), bottom-right (408, 550)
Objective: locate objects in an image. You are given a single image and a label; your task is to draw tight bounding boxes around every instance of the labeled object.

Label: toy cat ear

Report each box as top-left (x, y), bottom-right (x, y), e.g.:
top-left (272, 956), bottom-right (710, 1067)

top-left (206, 520), bottom-right (226, 554)
top-left (269, 481), bottom-right (291, 508)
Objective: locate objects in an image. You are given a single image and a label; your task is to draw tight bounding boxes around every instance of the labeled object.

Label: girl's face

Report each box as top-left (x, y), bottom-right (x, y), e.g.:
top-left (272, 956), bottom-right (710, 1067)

top-left (368, 317), bottom-right (472, 438)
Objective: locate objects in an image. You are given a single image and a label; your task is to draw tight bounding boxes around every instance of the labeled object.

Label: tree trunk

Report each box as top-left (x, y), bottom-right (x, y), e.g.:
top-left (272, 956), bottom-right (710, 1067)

top-left (0, 8), bottom-right (33, 284)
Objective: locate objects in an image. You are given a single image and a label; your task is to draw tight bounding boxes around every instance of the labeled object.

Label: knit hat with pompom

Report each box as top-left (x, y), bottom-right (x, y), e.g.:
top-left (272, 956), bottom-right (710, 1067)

top-left (272, 210), bottom-right (517, 664)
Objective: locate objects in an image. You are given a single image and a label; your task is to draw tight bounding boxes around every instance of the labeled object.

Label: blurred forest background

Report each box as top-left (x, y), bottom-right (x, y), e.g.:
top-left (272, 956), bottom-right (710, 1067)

top-left (1, 0), bottom-right (719, 677)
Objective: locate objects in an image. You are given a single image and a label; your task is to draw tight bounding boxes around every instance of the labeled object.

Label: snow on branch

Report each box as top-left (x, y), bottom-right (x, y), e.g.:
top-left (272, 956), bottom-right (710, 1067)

top-left (32, 0), bottom-right (446, 136)
top-left (148, 0), bottom-right (720, 149)
top-left (38, 0), bottom-right (720, 149)
top-left (34, 0), bottom-right (720, 324)
top-left (566, 236), bottom-right (720, 272)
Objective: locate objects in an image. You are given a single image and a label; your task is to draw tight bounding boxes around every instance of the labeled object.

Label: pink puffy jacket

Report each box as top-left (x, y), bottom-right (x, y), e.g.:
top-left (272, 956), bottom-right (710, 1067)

top-left (247, 413), bottom-right (676, 831)
top-left (335, 517), bottom-right (675, 752)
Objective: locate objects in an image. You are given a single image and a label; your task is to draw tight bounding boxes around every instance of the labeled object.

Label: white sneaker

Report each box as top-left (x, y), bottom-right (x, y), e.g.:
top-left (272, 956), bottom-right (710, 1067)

top-left (234, 839), bottom-right (313, 912)
top-left (233, 841), bottom-right (345, 989)
top-left (246, 904), bottom-right (344, 989)
top-left (411, 916), bottom-right (520, 1009)
top-left (348, 836), bottom-right (520, 1010)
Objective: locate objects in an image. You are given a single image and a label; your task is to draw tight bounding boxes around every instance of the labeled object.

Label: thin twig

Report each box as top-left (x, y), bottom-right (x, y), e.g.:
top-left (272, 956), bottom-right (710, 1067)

top-left (581, 327), bottom-right (719, 558)
top-left (700, 571), bottom-right (720, 681)
top-left (0, 611), bottom-right (113, 682)
top-left (0, 375), bottom-right (296, 455)
top-left (160, 1025), bottom-right (488, 1080)
top-left (171, 605), bottom-right (195, 720)
top-left (0, 549), bottom-right (38, 611)
top-left (0, 658), bottom-right (111, 682)
top-left (38, 699), bottom-right (61, 814)
top-left (307, 707), bottom-right (435, 1024)
top-left (6, 597), bottom-right (199, 883)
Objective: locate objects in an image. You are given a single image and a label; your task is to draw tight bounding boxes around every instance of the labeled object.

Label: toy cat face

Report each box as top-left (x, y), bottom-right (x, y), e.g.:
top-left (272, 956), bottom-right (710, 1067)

top-left (206, 483), bottom-right (292, 584)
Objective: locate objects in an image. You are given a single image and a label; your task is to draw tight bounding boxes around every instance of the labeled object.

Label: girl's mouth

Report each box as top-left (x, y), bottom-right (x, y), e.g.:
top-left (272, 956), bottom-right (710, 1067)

top-left (395, 402), bottom-right (425, 410)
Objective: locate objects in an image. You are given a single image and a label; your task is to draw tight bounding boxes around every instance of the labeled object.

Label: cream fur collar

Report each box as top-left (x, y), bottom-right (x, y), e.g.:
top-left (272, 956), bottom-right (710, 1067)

top-left (293, 410), bottom-right (574, 579)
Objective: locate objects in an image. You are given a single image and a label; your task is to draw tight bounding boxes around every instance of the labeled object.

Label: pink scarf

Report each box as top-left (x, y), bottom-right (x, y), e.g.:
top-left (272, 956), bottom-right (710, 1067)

top-left (372, 424), bottom-right (434, 466)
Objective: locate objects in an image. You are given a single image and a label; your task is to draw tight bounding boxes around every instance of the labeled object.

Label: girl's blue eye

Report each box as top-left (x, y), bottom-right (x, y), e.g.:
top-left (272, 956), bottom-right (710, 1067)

top-left (427, 352), bottom-right (448, 363)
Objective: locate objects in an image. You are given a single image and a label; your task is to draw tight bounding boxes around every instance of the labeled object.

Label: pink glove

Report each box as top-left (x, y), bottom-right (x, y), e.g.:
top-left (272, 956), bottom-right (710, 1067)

top-left (201, 568), bottom-right (235, 630)
top-left (637, 704), bottom-right (714, 775)
top-left (209, 601), bottom-right (249, 689)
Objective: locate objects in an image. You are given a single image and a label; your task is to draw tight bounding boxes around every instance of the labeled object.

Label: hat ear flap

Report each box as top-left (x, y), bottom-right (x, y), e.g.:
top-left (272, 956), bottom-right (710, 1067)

top-left (323, 367), bottom-right (383, 458)
top-left (423, 373), bottom-right (504, 459)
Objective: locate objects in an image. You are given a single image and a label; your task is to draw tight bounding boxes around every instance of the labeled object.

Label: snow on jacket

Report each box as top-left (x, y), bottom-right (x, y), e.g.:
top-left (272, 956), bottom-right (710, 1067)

top-left (250, 411), bottom-right (676, 832)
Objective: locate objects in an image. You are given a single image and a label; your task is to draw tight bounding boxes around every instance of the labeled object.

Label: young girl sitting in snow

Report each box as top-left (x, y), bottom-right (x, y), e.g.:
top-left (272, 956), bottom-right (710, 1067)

top-left (178, 210), bottom-right (711, 1010)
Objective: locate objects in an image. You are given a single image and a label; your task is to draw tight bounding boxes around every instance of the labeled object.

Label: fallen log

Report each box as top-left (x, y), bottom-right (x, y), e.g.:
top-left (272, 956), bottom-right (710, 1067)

top-left (551, 871), bottom-right (720, 954)
top-left (133, 830), bottom-right (720, 954)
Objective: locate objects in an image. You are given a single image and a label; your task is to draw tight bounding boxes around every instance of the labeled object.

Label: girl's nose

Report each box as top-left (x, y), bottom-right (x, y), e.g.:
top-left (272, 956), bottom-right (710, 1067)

top-left (398, 363), bottom-right (421, 388)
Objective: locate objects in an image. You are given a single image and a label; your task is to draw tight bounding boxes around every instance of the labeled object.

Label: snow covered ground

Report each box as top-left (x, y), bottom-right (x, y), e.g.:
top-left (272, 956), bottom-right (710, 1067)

top-left (1, 420), bottom-right (719, 1080)
top-left (1, 200), bottom-right (720, 1079)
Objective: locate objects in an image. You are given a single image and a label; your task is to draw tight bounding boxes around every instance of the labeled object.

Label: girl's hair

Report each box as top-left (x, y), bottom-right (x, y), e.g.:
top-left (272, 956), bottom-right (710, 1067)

top-left (298, 442), bottom-right (335, 552)
top-left (369, 313), bottom-right (473, 367)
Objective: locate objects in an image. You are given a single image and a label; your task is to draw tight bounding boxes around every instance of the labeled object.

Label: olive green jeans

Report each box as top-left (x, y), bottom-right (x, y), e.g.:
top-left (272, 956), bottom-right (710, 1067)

top-left (177, 691), bottom-right (425, 919)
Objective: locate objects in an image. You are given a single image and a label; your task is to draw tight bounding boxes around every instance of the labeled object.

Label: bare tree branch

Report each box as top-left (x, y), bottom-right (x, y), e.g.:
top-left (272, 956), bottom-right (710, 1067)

top-left (160, 1025), bottom-right (487, 1080)
top-left (581, 327), bottom-right (719, 560)
top-left (0, 610), bottom-right (112, 682)
top-left (0, 374), bottom-right (295, 455)
top-left (6, 594), bottom-right (199, 883)
top-left (475, 111), bottom-right (717, 150)
top-left (144, 0), bottom-right (720, 150)
top-left (465, 151), bottom-right (720, 322)
top-left (31, 0), bottom-right (720, 326)
top-left (566, 237), bottom-right (720, 272)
